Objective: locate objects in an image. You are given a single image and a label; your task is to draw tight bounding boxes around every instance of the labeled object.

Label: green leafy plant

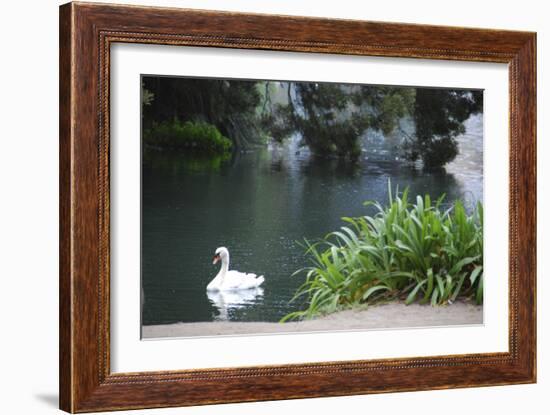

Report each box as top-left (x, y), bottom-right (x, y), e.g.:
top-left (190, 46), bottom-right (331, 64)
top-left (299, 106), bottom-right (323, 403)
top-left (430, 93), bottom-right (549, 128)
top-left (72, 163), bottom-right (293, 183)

top-left (143, 119), bottom-right (233, 155)
top-left (282, 183), bottom-right (483, 322)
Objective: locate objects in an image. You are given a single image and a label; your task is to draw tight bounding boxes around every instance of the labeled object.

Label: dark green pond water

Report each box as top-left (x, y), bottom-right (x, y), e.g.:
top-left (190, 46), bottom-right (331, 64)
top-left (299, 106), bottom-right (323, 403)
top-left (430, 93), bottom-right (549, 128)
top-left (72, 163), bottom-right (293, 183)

top-left (141, 115), bottom-right (483, 325)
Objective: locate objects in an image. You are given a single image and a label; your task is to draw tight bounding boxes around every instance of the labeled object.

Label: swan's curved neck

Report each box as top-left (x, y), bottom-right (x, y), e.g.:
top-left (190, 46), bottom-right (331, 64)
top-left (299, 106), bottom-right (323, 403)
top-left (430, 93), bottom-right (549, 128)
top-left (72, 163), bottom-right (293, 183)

top-left (218, 256), bottom-right (230, 284)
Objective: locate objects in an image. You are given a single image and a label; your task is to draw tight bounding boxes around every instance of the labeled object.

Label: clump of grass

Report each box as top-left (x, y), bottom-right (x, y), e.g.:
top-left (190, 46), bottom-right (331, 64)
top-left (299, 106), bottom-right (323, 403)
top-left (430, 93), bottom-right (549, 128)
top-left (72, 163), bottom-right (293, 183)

top-left (144, 119), bottom-right (233, 155)
top-left (282, 183), bottom-right (483, 322)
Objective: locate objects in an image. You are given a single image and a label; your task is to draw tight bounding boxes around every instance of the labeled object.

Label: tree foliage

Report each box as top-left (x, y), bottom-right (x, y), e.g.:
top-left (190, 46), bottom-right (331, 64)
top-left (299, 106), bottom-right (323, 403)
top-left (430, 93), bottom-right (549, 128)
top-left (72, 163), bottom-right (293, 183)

top-left (142, 77), bottom-right (264, 148)
top-left (402, 89), bottom-right (483, 168)
top-left (142, 76), bottom-right (483, 168)
top-left (263, 83), bottom-right (415, 160)
top-left (143, 120), bottom-right (232, 155)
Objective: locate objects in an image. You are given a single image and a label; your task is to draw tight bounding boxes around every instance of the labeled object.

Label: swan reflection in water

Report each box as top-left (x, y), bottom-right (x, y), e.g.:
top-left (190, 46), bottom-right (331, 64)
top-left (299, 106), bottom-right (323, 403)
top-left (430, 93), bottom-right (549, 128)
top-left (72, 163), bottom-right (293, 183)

top-left (207, 287), bottom-right (264, 321)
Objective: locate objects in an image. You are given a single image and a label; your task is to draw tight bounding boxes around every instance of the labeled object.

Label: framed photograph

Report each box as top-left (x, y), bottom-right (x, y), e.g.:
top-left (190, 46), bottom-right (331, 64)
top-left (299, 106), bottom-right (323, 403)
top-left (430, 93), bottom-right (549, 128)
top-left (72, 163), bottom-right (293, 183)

top-left (59, 2), bottom-right (536, 412)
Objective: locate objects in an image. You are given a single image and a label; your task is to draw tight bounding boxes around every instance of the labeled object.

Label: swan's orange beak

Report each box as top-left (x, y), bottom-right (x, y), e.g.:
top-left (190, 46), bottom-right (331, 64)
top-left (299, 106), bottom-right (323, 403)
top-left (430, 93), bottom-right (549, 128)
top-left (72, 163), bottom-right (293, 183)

top-left (212, 255), bottom-right (220, 265)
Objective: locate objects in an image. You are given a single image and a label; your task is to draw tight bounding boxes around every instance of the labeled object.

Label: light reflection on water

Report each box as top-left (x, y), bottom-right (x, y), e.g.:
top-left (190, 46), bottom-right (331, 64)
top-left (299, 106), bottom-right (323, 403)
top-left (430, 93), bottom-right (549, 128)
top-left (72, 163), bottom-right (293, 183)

top-left (206, 288), bottom-right (265, 322)
top-left (141, 115), bottom-right (483, 324)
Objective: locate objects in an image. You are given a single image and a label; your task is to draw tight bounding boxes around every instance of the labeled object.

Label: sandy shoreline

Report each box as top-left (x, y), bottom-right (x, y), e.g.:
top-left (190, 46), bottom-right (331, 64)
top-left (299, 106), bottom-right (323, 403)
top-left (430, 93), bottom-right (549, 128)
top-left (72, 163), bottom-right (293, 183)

top-left (142, 301), bottom-right (483, 339)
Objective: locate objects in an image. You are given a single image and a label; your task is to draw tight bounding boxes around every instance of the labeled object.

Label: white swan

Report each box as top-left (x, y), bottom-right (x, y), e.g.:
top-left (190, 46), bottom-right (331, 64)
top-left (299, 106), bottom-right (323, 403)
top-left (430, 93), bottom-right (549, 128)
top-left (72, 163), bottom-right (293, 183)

top-left (207, 247), bottom-right (264, 291)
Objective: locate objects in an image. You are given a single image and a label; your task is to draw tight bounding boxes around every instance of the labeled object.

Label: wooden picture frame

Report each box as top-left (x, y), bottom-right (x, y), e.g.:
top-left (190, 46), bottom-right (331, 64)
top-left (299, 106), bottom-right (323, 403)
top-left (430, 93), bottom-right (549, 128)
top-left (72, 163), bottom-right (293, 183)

top-left (59, 2), bottom-right (536, 412)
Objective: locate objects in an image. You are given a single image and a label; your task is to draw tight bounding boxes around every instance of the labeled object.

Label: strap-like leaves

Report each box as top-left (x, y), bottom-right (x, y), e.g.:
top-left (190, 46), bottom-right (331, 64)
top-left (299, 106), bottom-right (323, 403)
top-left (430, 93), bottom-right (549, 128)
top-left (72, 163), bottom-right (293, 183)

top-left (282, 184), bottom-right (483, 321)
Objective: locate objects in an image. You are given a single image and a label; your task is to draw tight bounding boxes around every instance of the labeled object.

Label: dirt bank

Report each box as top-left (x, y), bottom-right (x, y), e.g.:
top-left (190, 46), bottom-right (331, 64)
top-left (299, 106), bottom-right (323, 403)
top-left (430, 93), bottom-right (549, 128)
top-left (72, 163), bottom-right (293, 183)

top-left (142, 301), bottom-right (483, 339)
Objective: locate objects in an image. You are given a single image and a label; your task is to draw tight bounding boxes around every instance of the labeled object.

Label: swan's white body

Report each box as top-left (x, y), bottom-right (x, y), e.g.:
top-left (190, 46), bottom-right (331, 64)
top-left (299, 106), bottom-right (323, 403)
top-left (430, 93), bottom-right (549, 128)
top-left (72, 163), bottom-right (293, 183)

top-left (207, 247), bottom-right (264, 291)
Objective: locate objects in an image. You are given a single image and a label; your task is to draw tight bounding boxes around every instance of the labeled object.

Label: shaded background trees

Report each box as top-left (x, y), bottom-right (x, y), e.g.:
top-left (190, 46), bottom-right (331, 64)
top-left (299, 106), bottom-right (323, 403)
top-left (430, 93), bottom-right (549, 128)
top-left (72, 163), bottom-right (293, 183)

top-left (142, 77), bottom-right (264, 149)
top-left (403, 89), bottom-right (483, 168)
top-left (262, 83), bottom-right (414, 160)
top-left (142, 76), bottom-right (483, 169)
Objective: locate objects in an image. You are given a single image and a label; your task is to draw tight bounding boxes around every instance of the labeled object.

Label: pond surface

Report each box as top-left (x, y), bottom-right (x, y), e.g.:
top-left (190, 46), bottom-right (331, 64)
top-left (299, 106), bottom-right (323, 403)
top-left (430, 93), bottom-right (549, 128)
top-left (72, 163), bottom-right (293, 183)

top-left (141, 115), bottom-right (483, 325)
